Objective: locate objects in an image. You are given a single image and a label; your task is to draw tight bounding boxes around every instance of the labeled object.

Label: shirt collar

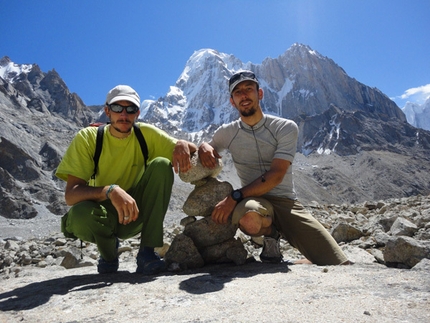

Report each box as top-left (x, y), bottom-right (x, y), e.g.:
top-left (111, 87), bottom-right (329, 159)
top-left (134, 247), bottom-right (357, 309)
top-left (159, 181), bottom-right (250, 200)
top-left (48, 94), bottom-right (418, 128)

top-left (240, 114), bottom-right (266, 130)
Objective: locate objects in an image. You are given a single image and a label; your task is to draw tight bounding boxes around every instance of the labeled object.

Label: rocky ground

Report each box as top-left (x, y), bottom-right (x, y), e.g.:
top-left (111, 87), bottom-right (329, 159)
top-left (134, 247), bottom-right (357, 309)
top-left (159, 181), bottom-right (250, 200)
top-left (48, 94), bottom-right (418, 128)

top-left (1, 260), bottom-right (429, 323)
top-left (1, 195), bottom-right (429, 322)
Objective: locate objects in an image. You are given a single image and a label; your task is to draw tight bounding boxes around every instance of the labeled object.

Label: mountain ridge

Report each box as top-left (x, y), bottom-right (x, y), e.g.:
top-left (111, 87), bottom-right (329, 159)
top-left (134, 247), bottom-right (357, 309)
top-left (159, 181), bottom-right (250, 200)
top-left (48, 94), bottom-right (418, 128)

top-left (0, 44), bottom-right (430, 222)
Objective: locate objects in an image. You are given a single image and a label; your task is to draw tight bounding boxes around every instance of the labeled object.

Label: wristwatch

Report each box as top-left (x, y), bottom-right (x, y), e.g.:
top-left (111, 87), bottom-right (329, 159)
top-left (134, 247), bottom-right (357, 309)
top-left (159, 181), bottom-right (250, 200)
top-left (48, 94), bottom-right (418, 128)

top-left (231, 189), bottom-right (244, 203)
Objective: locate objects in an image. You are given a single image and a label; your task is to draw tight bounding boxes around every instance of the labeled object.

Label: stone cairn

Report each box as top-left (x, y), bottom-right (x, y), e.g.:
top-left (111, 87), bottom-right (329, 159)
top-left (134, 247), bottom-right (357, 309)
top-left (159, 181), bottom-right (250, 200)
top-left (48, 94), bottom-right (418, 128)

top-left (164, 154), bottom-right (248, 271)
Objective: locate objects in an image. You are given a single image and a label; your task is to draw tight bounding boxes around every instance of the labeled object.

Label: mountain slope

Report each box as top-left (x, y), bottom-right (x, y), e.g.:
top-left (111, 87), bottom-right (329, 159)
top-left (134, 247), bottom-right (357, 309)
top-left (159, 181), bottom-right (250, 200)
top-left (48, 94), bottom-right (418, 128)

top-left (1, 44), bottom-right (430, 223)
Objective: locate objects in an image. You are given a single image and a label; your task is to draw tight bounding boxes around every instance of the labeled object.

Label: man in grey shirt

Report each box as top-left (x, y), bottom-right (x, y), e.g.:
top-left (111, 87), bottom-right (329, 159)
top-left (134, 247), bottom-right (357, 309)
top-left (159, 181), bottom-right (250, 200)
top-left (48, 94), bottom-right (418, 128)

top-left (198, 71), bottom-right (350, 265)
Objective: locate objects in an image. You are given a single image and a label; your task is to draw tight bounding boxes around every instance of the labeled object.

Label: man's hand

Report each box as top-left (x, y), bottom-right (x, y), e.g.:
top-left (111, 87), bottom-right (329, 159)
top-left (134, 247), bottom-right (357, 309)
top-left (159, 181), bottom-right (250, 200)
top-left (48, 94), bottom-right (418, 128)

top-left (211, 195), bottom-right (236, 224)
top-left (172, 140), bottom-right (196, 174)
top-left (198, 142), bottom-right (221, 169)
top-left (108, 186), bottom-right (139, 225)
top-left (65, 175), bottom-right (138, 225)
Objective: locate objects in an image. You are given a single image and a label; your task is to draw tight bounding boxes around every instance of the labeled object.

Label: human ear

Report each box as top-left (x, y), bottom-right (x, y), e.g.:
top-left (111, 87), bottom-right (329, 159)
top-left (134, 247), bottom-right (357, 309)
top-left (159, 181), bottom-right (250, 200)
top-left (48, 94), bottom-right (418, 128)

top-left (104, 106), bottom-right (110, 118)
top-left (134, 110), bottom-right (140, 121)
top-left (229, 97), bottom-right (237, 108)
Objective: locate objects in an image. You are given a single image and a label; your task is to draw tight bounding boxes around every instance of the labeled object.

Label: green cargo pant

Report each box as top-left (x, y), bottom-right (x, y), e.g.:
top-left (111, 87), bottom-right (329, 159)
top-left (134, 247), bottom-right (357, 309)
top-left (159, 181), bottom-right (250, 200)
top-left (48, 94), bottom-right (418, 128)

top-left (61, 157), bottom-right (174, 261)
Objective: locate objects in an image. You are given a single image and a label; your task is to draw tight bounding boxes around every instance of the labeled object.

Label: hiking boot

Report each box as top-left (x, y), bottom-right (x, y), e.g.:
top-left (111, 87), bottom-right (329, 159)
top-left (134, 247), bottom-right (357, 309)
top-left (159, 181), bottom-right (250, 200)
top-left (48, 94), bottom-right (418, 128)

top-left (97, 257), bottom-right (119, 274)
top-left (136, 250), bottom-right (166, 275)
top-left (97, 238), bottom-right (119, 274)
top-left (260, 236), bottom-right (283, 263)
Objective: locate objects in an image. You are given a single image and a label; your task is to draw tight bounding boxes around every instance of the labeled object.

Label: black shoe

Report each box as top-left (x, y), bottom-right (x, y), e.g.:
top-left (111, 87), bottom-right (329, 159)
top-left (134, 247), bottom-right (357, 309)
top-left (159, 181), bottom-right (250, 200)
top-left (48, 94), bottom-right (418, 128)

top-left (97, 238), bottom-right (119, 274)
top-left (97, 257), bottom-right (119, 274)
top-left (136, 250), bottom-right (166, 275)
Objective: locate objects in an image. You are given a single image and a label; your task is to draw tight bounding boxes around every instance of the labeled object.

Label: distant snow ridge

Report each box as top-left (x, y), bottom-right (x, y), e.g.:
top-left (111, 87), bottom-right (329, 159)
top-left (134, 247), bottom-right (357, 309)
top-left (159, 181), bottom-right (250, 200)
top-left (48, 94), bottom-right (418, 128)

top-left (316, 114), bottom-right (341, 155)
top-left (139, 43), bottom-right (406, 153)
top-left (402, 98), bottom-right (430, 131)
top-left (140, 48), bottom-right (245, 134)
top-left (0, 56), bottom-right (33, 83)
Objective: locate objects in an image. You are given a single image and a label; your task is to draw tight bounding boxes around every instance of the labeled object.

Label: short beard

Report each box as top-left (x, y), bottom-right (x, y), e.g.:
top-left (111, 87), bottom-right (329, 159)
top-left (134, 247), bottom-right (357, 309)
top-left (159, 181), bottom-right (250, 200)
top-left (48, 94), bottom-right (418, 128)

top-left (240, 106), bottom-right (257, 117)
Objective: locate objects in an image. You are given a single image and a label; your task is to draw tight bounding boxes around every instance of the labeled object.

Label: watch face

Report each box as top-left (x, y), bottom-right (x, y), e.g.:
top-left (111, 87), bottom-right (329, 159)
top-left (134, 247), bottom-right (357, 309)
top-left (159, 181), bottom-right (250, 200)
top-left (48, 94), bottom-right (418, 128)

top-left (232, 190), bottom-right (242, 200)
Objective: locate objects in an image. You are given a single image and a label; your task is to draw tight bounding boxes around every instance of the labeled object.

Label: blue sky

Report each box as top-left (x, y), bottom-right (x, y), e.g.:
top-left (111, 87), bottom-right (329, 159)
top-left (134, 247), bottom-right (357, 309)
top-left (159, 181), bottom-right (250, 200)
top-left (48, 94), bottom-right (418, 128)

top-left (1, 0), bottom-right (429, 107)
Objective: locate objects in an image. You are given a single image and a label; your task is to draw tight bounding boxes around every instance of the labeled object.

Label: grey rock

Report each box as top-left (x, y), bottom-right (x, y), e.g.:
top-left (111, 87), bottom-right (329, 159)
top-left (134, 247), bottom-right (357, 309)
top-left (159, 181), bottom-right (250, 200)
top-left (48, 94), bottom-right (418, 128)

top-left (225, 244), bottom-right (249, 265)
top-left (377, 215), bottom-right (398, 233)
top-left (4, 240), bottom-right (20, 251)
top-left (201, 238), bottom-right (248, 265)
top-left (390, 217), bottom-right (418, 237)
top-left (373, 229), bottom-right (391, 247)
top-left (411, 257), bottom-right (430, 271)
top-left (53, 238), bottom-right (67, 246)
top-left (331, 222), bottom-right (363, 243)
top-left (367, 248), bottom-right (385, 264)
top-left (179, 216), bottom-right (196, 226)
top-left (383, 236), bottom-right (430, 268)
top-left (183, 177), bottom-right (233, 217)
top-left (164, 233), bottom-right (204, 270)
top-left (183, 217), bottom-right (237, 249)
top-left (178, 153), bottom-right (223, 183)
top-left (341, 245), bottom-right (376, 264)
top-left (60, 250), bottom-right (80, 269)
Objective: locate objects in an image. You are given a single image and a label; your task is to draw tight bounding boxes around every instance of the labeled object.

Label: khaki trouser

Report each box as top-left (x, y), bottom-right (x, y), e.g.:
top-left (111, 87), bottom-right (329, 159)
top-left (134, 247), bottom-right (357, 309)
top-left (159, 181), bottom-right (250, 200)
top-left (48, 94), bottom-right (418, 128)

top-left (61, 157), bottom-right (174, 261)
top-left (233, 196), bottom-right (348, 265)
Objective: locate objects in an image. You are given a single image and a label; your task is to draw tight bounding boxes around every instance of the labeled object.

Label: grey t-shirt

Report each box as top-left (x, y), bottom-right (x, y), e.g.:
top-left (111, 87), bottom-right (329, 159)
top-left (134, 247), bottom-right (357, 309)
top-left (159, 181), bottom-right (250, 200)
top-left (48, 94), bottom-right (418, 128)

top-left (209, 114), bottom-right (298, 200)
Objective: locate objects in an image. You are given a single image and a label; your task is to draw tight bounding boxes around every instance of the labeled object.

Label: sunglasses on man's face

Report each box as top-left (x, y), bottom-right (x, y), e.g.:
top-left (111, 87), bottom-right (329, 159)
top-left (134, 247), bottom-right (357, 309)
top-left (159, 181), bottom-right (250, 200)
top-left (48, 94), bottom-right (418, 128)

top-left (108, 104), bottom-right (139, 114)
top-left (228, 71), bottom-right (257, 87)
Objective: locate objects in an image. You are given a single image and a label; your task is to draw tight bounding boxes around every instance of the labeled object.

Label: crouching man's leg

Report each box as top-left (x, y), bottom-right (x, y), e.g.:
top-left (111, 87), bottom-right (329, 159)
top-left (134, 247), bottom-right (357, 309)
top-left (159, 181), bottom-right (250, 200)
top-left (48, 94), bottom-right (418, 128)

top-left (123, 157), bottom-right (174, 275)
top-left (269, 197), bottom-right (351, 266)
top-left (232, 197), bottom-right (283, 263)
top-left (62, 201), bottom-right (120, 273)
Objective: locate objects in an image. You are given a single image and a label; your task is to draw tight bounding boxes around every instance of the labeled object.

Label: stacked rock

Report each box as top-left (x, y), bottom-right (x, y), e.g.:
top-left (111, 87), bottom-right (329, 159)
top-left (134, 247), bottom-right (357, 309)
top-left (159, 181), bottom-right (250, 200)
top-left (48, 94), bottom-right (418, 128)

top-left (164, 154), bottom-right (248, 270)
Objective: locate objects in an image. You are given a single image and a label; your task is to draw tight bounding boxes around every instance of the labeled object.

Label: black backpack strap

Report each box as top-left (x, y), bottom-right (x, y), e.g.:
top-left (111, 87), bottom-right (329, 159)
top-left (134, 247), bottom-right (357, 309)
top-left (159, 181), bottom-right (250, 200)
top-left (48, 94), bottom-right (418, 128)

top-left (133, 123), bottom-right (149, 168)
top-left (91, 124), bottom-right (106, 180)
top-left (91, 123), bottom-right (148, 181)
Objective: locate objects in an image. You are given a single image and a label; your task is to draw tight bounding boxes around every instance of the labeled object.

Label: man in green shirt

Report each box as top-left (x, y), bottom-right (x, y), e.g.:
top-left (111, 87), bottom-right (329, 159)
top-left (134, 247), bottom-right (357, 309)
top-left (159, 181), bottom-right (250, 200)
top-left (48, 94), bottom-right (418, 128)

top-left (56, 85), bottom-right (197, 274)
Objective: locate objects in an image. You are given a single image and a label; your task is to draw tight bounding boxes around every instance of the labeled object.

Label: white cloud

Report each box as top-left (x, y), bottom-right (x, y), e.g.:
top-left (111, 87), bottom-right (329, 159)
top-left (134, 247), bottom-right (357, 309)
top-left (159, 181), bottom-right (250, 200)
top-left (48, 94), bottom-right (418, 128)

top-left (399, 84), bottom-right (430, 104)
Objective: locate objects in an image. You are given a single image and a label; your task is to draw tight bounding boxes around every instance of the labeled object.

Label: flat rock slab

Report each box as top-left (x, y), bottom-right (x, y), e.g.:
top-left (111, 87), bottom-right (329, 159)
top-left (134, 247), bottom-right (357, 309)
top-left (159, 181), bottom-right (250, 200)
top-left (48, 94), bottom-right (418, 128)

top-left (1, 262), bottom-right (429, 322)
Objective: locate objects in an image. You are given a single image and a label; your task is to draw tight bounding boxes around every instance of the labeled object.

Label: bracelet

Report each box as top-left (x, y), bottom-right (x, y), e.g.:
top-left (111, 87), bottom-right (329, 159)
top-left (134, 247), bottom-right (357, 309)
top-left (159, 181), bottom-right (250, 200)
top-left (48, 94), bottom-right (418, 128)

top-left (106, 184), bottom-right (118, 200)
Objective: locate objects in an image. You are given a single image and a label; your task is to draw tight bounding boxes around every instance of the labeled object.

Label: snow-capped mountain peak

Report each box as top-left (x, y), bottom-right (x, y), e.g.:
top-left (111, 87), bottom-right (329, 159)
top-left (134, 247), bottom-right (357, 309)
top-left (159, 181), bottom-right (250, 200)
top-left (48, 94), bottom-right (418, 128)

top-left (402, 98), bottom-right (430, 131)
top-left (0, 56), bottom-right (33, 83)
top-left (140, 44), bottom-right (406, 144)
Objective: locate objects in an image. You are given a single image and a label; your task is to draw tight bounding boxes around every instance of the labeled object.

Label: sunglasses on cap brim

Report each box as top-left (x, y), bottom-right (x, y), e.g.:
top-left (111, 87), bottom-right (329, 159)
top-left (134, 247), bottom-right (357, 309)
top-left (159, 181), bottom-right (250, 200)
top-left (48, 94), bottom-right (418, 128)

top-left (228, 71), bottom-right (257, 87)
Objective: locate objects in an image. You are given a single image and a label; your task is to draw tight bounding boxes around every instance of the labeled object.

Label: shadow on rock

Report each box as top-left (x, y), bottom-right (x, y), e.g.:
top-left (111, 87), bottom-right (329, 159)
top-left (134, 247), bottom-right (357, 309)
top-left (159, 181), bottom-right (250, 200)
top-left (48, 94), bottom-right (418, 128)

top-left (0, 271), bottom-right (154, 311)
top-left (179, 261), bottom-right (290, 294)
top-left (0, 261), bottom-right (291, 311)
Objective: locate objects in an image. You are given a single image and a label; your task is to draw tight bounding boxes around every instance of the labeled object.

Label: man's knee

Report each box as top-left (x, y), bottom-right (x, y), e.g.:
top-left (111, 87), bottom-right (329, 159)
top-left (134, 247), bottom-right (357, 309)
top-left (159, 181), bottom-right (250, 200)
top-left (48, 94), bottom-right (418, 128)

top-left (149, 156), bottom-right (172, 169)
top-left (232, 197), bottom-right (274, 227)
top-left (147, 157), bottom-right (173, 180)
top-left (238, 211), bottom-right (269, 236)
